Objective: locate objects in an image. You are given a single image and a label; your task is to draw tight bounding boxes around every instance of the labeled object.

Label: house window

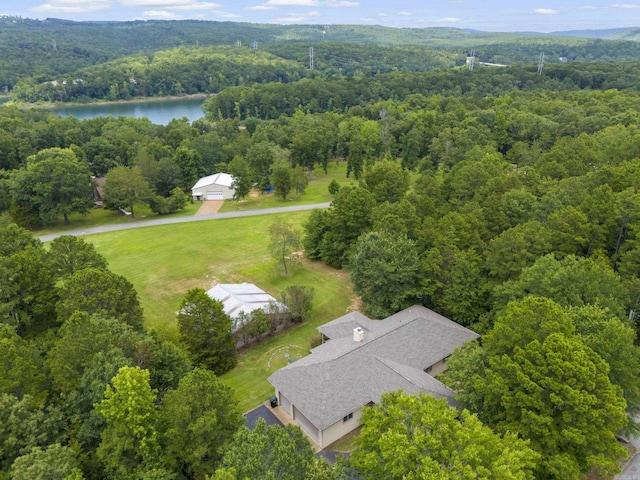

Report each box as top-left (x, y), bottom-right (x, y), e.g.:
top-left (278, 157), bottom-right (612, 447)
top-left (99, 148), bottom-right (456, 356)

top-left (343, 412), bottom-right (353, 422)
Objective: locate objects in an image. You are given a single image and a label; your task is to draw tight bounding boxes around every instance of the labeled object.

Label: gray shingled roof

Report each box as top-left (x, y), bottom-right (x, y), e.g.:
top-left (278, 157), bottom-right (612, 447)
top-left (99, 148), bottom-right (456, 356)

top-left (268, 305), bottom-right (478, 431)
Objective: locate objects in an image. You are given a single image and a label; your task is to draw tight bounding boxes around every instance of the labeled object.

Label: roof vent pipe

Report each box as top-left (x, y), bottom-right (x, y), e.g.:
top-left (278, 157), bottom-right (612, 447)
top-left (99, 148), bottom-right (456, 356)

top-left (353, 327), bottom-right (364, 342)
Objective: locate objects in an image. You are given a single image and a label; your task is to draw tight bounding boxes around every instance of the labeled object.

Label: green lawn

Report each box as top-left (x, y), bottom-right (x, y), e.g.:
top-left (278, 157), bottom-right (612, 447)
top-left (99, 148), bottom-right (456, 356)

top-left (219, 160), bottom-right (355, 213)
top-left (35, 201), bottom-right (202, 236)
top-left (85, 211), bottom-right (355, 411)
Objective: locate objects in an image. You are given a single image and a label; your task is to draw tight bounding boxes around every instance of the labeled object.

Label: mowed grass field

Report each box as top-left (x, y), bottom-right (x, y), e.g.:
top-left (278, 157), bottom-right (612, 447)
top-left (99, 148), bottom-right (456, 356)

top-left (85, 210), bottom-right (356, 412)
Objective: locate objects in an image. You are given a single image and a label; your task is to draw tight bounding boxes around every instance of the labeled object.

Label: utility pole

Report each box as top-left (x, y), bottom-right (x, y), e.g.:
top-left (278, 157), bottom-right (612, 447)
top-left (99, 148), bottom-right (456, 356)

top-left (537, 52), bottom-right (545, 75)
top-left (309, 46), bottom-right (314, 70)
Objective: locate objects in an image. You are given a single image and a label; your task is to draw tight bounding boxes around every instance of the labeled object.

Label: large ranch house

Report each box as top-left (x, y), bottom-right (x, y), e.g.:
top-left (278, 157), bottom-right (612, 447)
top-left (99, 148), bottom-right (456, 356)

top-left (268, 305), bottom-right (479, 449)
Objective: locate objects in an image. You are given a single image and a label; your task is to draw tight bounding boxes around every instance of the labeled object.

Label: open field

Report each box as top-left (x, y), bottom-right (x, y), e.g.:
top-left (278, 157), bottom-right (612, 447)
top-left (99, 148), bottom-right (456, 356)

top-left (84, 210), bottom-right (356, 410)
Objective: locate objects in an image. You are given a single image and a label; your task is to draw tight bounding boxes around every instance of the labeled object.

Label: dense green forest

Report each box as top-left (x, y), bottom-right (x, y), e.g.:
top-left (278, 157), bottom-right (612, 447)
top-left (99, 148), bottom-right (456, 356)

top-left (3, 16), bottom-right (640, 103)
top-left (2, 17), bottom-right (640, 480)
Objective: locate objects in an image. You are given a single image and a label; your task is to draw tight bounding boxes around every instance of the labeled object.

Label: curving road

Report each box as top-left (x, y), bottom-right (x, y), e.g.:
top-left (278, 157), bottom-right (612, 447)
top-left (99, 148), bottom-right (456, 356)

top-left (37, 202), bottom-right (331, 242)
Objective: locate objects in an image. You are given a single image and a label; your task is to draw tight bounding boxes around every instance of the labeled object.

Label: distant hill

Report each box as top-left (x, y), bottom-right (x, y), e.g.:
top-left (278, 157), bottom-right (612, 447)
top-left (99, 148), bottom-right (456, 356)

top-left (547, 28), bottom-right (634, 39)
top-left (1, 16), bottom-right (639, 93)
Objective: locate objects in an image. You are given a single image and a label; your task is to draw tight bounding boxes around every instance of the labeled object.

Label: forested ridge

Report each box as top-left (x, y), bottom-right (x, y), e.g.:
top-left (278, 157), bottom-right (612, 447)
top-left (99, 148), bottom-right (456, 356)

top-left (2, 18), bottom-right (640, 479)
top-left (3, 16), bottom-right (640, 103)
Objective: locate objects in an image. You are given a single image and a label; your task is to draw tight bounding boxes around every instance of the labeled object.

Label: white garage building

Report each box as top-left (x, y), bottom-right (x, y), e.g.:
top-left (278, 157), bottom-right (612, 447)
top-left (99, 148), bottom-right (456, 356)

top-left (191, 173), bottom-right (235, 201)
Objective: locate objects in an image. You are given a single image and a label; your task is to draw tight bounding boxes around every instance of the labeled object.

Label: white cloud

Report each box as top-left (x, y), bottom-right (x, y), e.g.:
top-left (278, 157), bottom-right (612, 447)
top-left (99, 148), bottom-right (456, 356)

top-left (324, 0), bottom-right (359, 6)
top-left (612, 3), bottom-right (640, 7)
top-left (266, 0), bottom-right (318, 5)
top-left (30, 0), bottom-right (111, 13)
top-left (121, 0), bottom-right (192, 5)
top-left (582, 5), bottom-right (597, 8)
top-left (398, 11), bottom-right (412, 15)
top-left (435, 17), bottom-right (461, 22)
top-left (261, 0), bottom-right (358, 7)
top-left (212, 10), bottom-right (241, 17)
top-left (141, 8), bottom-right (185, 18)
top-left (378, 12), bottom-right (388, 16)
top-left (274, 10), bottom-right (321, 21)
top-left (534, 8), bottom-right (559, 14)
top-left (166, 2), bottom-right (222, 10)
top-left (246, 4), bottom-right (277, 9)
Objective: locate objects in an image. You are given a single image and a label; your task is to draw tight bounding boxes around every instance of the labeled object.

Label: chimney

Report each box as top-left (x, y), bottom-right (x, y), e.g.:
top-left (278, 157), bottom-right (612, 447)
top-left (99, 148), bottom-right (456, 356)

top-left (353, 327), bottom-right (364, 342)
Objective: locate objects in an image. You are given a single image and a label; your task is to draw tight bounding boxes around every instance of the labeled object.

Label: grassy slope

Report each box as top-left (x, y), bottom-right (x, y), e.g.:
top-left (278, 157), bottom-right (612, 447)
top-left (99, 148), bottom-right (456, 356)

top-left (86, 209), bottom-right (354, 411)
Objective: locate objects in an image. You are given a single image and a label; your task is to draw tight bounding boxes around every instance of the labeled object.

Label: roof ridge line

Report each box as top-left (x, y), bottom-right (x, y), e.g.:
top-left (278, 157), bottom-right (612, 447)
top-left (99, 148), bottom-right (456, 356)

top-left (326, 317), bottom-right (422, 362)
top-left (374, 356), bottom-right (420, 388)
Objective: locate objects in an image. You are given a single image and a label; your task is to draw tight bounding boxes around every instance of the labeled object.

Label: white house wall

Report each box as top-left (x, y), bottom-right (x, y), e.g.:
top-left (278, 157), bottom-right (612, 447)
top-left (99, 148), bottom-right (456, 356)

top-left (191, 184), bottom-right (234, 200)
top-left (319, 407), bottom-right (365, 448)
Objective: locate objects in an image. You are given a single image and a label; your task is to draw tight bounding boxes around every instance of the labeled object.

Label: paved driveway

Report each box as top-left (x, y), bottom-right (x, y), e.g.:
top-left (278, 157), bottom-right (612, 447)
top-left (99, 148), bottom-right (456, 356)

top-left (616, 435), bottom-right (640, 479)
top-left (244, 404), bottom-right (283, 429)
top-left (195, 200), bottom-right (223, 215)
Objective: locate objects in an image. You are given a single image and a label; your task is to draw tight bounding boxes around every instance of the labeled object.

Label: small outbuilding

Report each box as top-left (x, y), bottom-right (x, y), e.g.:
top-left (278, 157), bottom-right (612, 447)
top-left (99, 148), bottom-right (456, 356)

top-left (191, 173), bottom-right (235, 201)
top-left (206, 283), bottom-right (288, 332)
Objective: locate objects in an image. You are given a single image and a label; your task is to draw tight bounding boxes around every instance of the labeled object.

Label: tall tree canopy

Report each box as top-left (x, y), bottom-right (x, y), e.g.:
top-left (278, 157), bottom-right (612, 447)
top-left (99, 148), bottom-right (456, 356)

top-left (56, 268), bottom-right (144, 329)
top-left (161, 368), bottom-right (243, 479)
top-left (177, 288), bottom-right (236, 375)
top-left (349, 231), bottom-right (422, 318)
top-left (9, 148), bottom-right (94, 225)
top-left (445, 297), bottom-right (629, 480)
top-left (348, 391), bottom-right (539, 480)
top-left (215, 419), bottom-right (325, 480)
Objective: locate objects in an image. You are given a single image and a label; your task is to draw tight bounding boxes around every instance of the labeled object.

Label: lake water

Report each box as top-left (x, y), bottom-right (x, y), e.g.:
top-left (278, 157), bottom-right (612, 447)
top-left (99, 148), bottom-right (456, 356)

top-left (49, 96), bottom-right (206, 125)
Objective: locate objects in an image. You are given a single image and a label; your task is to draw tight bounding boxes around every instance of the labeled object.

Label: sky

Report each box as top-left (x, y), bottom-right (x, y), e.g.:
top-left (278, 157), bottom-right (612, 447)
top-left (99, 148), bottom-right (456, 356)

top-left (2, 0), bottom-right (639, 33)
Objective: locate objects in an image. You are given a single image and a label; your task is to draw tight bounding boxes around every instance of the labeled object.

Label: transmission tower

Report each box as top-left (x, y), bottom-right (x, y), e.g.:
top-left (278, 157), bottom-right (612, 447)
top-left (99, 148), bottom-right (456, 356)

top-left (467, 50), bottom-right (475, 71)
top-left (309, 47), bottom-right (314, 70)
top-left (537, 52), bottom-right (545, 75)
top-left (251, 41), bottom-right (258, 49)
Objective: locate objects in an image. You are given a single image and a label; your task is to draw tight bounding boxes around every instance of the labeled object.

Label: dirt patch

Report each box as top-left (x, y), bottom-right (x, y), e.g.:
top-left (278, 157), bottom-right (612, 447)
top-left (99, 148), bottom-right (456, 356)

top-left (195, 200), bottom-right (224, 215)
top-left (249, 188), bottom-right (261, 199)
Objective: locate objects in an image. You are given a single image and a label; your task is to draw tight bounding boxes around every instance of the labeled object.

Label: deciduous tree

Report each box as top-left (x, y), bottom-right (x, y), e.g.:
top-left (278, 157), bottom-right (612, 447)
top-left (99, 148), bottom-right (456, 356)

top-left (269, 218), bottom-right (301, 275)
top-left (362, 159), bottom-right (410, 204)
top-left (349, 231), bottom-right (421, 318)
top-left (348, 391), bottom-right (539, 480)
top-left (161, 368), bottom-right (243, 478)
top-left (281, 285), bottom-right (314, 323)
top-left (271, 160), bottom-right (293, 200)
top-left (215, 419), bottom-right (320, 480)
top-left (10, 444), bottom-right (84, 480)
top-left (47, 235), bottom-right (108, 280)
top-left (228, 155), bottom-right (252, 201)
top-left (177, 288), bottom-right (236, 375)
top-left (9, 148), bottom-right (94, 225)
top-left (95, 366), bottom-right (160, 476)
top-left (446, 297), bottom-right (629, 480)
top-left (56, 268), bottom-right (144, 329)
top-left (103, 165), bottom-right (154, 217)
